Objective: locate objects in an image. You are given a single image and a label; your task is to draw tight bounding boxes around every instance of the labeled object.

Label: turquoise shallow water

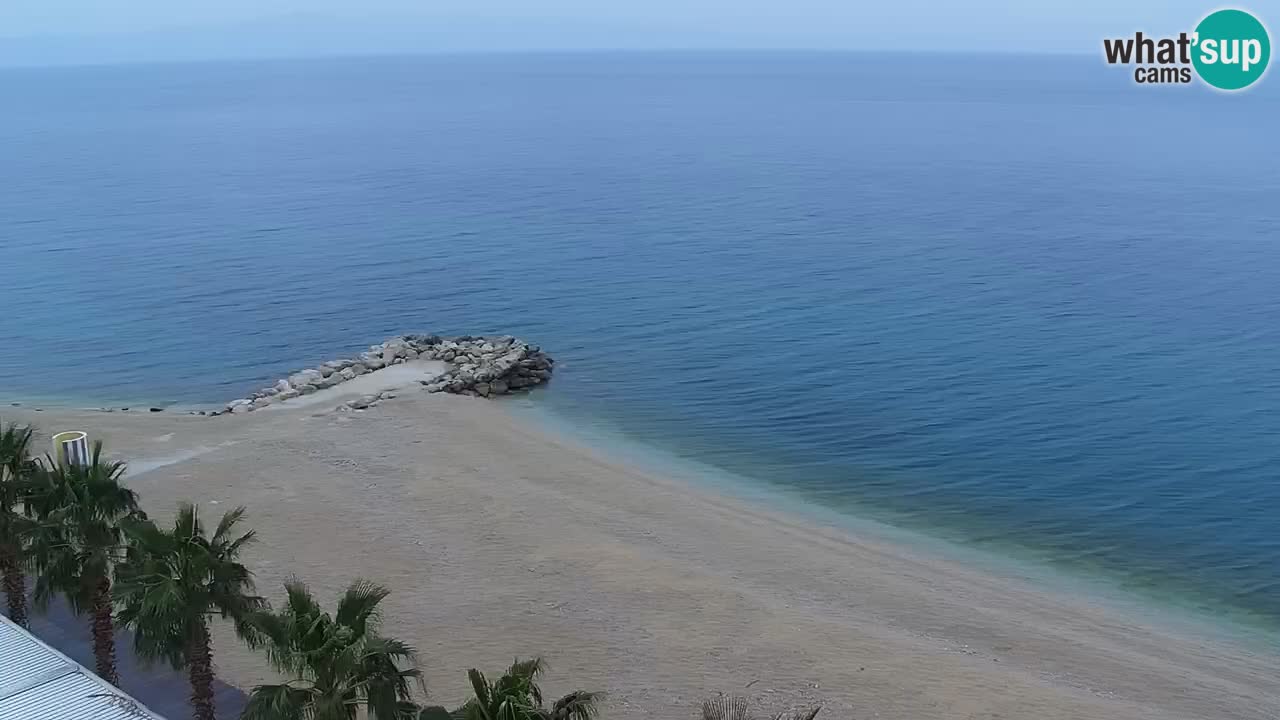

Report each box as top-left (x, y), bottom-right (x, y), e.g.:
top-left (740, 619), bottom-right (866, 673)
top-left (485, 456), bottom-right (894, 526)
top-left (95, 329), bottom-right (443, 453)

top-left (2, 52), bottom-right (1279, 628)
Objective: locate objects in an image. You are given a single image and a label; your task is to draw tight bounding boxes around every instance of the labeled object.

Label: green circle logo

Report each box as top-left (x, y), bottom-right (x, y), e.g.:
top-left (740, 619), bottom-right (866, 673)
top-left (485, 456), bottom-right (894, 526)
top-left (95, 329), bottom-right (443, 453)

top-left (1193, 9), bottom-right (1271, 90)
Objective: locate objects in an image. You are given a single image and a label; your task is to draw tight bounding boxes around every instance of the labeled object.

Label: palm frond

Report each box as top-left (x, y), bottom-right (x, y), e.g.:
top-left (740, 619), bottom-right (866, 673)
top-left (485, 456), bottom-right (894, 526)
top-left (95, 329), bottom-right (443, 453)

top-left (771, 706), bottom-right (822, 720)
top-left (703, 695), bottom-right (752, 720)
top-left (499, 657), bottom-right (545, 707)
top-left (547, 691), bottom-right (602, 720)
top-left (361, 633), bottom-right (424, 718)
top-left (0, 421), bottom-right (34, 488)
top-left (335, 578), bottom-right (391, 633)
top-left (283, 577), bottom-right (324, 619)
top-left (468, 669), bottom-right (492, 712)
top-left (242, 682), bottom-right (315, 720)
top-left (457, 699), bottom-right (485, 720)
top-left (212, 505), bottom-right (248, 541)
top-left (363, 634), bottom-right (419, 665)
top-left (222, 527), bottom-right (257, 558)
top-left (173, 502), bottom-right (202, 541)
top-left (506, 657), bottom-right (547, 682)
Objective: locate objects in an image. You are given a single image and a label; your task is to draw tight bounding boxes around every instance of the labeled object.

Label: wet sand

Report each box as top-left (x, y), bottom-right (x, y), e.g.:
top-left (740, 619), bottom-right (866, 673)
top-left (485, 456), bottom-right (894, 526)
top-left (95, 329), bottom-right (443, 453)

top-left (6, 394), bottom-right (1278, 720)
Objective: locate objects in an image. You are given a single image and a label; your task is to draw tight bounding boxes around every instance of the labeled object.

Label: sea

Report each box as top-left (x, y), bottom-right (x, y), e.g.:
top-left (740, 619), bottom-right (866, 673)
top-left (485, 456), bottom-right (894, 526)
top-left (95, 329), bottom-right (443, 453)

top-left (2, 52), bottom-right (1278, 630)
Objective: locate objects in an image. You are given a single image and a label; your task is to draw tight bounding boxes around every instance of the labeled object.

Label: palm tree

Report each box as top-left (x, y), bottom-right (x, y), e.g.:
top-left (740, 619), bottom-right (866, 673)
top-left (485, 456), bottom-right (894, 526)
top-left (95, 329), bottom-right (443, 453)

top-left (0, 421), bottom-right (36, 627)
top-left (242, 578), bottom-right (423, 720)
top-left (25, 440), bottom-right (139, 684)
top-left (701, 695), bottom-right (822, 720)
top-left (115, 503), bottom-right (265, 720)
top-left (456, 658), bottom-right (600, 720)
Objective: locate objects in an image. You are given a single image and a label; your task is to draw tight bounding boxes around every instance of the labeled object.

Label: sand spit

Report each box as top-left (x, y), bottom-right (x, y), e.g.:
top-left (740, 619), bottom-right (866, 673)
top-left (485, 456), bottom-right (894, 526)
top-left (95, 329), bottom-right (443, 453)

top-left (220, 334), bottom-right (554, 415)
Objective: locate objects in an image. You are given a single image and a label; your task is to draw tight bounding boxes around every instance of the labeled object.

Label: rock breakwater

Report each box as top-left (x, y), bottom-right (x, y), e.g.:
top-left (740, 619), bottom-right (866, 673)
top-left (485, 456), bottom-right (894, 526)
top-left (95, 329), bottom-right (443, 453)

top-left (218, 334), bottom-right (554, 415)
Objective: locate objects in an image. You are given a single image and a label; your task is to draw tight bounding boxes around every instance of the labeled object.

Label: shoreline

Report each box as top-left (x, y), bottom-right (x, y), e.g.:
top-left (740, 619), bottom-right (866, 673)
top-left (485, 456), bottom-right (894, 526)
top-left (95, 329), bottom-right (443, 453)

top-left (510, 396), bottom-right (1279, 648)
top-left (4, 394), bottom-right (1278, 719)
top-left (9, 383), bottom-right (1277, 644)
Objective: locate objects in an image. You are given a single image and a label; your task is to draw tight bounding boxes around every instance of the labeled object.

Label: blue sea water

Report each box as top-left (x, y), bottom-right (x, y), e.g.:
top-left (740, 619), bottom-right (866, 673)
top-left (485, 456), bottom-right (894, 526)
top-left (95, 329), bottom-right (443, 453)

top-left (3, 53), bottom-right (1279, 626)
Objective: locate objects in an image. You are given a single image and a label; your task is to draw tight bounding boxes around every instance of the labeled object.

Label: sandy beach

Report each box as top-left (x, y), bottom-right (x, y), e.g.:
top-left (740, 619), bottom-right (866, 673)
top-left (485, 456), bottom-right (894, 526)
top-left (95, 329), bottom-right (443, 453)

top-left (6, 393), bottom-right (1278, 720)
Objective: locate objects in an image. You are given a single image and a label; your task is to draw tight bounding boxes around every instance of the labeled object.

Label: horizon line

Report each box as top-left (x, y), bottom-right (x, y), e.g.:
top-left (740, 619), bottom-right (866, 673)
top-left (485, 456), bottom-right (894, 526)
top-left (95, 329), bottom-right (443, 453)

top-left (0, 47), bottom-right (1100, 71)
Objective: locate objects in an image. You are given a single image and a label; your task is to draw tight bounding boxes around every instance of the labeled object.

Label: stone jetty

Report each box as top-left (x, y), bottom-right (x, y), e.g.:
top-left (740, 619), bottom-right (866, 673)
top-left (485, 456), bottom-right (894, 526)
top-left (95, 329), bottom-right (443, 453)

top-left (217, 334), bottom-right (554, 415)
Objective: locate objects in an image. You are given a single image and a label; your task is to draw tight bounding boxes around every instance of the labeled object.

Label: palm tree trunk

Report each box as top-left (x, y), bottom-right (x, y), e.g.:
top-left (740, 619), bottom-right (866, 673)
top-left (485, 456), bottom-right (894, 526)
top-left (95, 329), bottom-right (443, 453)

top-left (188, 620), bottom-right (217, 720)
top-left (0, 545), bottom-right (28, 627)
top-left (90, 575), bottom-right (119, 685)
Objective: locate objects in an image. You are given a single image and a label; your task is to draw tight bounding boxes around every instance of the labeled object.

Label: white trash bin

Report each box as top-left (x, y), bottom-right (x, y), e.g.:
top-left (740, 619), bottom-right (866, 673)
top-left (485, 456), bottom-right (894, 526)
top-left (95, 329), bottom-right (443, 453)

top-left (51, 430), bottom-right (90, 468)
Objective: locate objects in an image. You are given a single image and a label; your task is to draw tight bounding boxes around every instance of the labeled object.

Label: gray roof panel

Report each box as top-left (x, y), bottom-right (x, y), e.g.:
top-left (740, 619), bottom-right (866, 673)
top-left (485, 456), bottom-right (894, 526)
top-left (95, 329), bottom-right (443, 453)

top-left (0, 616), bottom-right (166, 720)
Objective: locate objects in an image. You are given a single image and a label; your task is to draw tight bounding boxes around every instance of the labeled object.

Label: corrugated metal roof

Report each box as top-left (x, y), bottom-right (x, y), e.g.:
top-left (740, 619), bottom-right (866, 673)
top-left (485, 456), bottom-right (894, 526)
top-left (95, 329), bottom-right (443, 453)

top-left (0, 615), bottom-right (167, 720)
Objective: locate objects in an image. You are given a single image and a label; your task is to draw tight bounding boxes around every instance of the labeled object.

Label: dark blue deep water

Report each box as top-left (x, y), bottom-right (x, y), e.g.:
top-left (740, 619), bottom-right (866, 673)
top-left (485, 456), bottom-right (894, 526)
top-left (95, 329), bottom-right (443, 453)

top-left (3, 53), bottom-right (1279, 625)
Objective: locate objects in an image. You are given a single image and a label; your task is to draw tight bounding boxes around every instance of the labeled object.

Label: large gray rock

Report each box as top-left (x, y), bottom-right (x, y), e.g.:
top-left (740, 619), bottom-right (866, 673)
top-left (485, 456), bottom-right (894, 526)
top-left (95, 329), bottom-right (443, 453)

top-left (289, 369), bottom-right (324, 389)
top-left (339, 367), bottom-right (357, 381)
top-left (349, 395), bottom-right (379, 410)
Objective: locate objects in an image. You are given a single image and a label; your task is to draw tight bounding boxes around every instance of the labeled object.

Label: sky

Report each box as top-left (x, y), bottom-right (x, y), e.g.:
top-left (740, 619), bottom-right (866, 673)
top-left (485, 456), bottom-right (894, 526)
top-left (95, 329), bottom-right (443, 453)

top-left (0, 0), bottom-right (1268, 66)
